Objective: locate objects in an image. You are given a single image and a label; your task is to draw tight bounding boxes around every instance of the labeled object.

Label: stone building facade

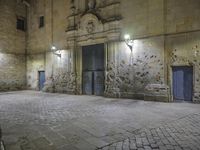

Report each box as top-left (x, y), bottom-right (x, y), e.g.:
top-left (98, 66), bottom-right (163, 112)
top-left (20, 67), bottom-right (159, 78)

top-left (0, 0), bottom-right (26, 91)
top-left (0, 0), bottom-right (200, 103)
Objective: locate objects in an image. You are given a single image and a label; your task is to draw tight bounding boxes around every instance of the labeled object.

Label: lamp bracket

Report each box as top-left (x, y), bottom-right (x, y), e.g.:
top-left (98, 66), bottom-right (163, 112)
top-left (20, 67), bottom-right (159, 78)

top-left (125, 39), bottom-right (134, 52)
top-left (53, 51), bottom-right (61, 57)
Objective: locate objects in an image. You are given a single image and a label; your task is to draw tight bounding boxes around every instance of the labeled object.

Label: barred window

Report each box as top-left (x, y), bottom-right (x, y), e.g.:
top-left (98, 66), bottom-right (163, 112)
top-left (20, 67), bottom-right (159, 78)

top-left (39, 16), bottom-right (44, 28)
top-left (17, 17), bottom-right (26, 31)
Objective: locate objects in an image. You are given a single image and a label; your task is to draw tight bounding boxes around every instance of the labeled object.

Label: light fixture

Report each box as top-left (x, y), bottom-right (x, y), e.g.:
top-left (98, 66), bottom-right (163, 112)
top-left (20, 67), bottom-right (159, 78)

top-left (51, 46), bottom-right (61, 57)
top-left (124, 34), bottom-right (134, 52)
top-left (124, 34), bottom-right (130, 40)
top-left (51, 46), bottom-right (56, 51)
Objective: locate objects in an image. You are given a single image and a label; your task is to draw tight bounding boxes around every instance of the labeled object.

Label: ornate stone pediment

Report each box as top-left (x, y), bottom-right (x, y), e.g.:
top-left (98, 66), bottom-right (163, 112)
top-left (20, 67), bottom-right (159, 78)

top-left (66, 0), bottom-right (122, 46)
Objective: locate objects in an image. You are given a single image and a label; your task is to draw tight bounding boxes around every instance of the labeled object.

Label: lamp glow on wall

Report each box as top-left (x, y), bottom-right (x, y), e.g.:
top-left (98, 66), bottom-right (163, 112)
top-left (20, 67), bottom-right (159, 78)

top-left (124, 34), bottom-right (134, 52)
top-left (194, 50), bottom-right (199, 57)
top-left (51, 46), bottom-right (61, 57)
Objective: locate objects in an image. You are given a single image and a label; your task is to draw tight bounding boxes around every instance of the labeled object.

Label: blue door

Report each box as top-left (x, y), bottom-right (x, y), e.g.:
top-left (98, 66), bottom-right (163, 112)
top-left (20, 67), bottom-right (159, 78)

top-left (94, 71), bottom-right (104, 96)
top-left (173, 67), bottom-right (193, 101)
top-left (39, 71), bottom-right (45, 91)
top-left (82, 44), bottom-right (105, 96)
top-left (82, 71), bottom-right (93, 95)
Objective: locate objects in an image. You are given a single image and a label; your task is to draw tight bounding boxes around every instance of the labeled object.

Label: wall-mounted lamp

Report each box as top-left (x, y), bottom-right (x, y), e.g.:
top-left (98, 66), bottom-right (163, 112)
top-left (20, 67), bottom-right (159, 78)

top-left (124, 34), bottom-right (134, 52)
top-left (51, 46), bottom-right (61, 57)
top-left (194, 50), bottom-right (199, 57)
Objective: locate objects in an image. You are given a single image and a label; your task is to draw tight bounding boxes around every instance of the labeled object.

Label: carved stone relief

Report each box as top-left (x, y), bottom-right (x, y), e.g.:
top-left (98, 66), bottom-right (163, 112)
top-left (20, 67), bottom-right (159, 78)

top-left (44, 70), bottom-right (77, 94)
top-left (66, 0), bottom-right (122, 46)
top-left (80, 13), bottom-right (103, 34)
top-left (105, 49), bottom-right (167, 99)
top-left (65, 0), bottom-right (122, 95)
top-left (88, 0), bottom-right (96, 10)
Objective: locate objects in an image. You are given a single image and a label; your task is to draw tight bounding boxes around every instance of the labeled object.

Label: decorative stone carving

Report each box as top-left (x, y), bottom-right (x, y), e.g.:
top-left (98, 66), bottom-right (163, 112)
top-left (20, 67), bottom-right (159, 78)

top-left (70, 0), bottom-right (76, 14)
top-left (44, 71), bottom-right (77, 94)
top-left (104, 62), bottom-right (121, 97)
top-left (66, 1), bottom-right (122, 95)
top-left (86, 21), bottom-right (95, 33)
top-left (80, 13), bottom-right (103, 34)
top-left (66, 1), bottom-right (122, 45)
top-left (88, 0), bottom-right (96, 10)
top-left (43, 76), bottom-right (55, 92)
top-left (54, 71), bottom-right (76, 93)
top-left (104, 45), bottom-right (169, 100)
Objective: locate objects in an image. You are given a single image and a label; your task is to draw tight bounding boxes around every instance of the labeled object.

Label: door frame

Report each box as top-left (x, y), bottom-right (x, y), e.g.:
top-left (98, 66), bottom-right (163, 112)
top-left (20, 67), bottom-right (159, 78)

top-left (81, 43), bottom-right (106, 95)
top-left (170, 65), bottom-right (194, 102)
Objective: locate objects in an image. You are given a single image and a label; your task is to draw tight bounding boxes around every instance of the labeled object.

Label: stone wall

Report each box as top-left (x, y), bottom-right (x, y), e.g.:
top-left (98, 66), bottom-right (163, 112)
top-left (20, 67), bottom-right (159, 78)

top-left (0, 0), bottom-right (26, 91)
top-left (2, 0), bottom-right (198, 102)
top-left (27, 0), bottom-right (70, 53)
top-left (0, 0), bottom-right (26, 54)
top-left (0, 53), bottom-right (26, 91)
top-left (121, 0), bottom-right (165, 38)
top-left (27, 0), bottom-right (51, 54)
top-left (165, 0), bottom-right (200, 33)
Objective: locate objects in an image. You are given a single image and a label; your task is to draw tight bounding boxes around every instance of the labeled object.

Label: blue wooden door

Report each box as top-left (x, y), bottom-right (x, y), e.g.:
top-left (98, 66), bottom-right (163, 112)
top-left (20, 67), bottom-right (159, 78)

top-left (39, 71), bottom-right (45, 91)
top-left (173, 67), bottom-right (193, 101)
top-left (82, 44), bottom-right (105, 96)
top-left (82, 71), bottom-right (93, 95)
top-left (94, 71), bottom-right (104, 96)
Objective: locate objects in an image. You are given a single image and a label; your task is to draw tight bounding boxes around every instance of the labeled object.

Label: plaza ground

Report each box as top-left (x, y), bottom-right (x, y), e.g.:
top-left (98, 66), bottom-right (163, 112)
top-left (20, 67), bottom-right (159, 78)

top-left (0, 91), bottom-right (200, 150)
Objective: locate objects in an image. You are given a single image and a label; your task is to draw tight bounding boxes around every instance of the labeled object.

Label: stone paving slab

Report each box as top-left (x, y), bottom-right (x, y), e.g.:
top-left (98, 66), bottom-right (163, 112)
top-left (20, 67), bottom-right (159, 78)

top-left (0, 91), bottom-right (200, 150)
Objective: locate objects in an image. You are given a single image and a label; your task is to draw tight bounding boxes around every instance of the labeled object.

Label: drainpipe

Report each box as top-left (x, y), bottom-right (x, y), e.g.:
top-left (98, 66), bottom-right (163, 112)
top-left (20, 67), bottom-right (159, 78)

top-left (21, 0), bottom-right (29, 90)
top-left (22, 0), bottom-right (30, 7)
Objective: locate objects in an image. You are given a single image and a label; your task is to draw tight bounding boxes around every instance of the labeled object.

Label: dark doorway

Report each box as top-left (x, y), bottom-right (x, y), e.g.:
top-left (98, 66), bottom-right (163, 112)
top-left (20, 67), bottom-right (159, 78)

top-left (39, 71), bottom-right (45, 91)
top-left (173, 66), bottom-right (193, 101)
top-left (82, 44), bottom-right (105, 96)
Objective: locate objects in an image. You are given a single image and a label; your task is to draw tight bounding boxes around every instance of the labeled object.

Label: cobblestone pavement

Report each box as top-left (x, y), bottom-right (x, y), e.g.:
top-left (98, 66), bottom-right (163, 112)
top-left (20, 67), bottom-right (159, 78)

top-left (99, 114), bottom-right (200, 150)
top-left (0, 91), bottom-right (200, 150)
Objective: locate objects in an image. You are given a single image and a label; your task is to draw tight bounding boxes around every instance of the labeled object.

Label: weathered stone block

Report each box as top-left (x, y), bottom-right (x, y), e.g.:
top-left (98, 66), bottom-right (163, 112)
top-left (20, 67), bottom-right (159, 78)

top-left (145, 84), bottom-right (169, 102)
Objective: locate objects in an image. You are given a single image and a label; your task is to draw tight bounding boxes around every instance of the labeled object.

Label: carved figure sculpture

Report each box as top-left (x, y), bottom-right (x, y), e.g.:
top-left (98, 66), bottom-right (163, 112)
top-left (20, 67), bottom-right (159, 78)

top-left (88, 0), bottom-right (95, 10)
top-left (86, 21), bottom-right (95, 33)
